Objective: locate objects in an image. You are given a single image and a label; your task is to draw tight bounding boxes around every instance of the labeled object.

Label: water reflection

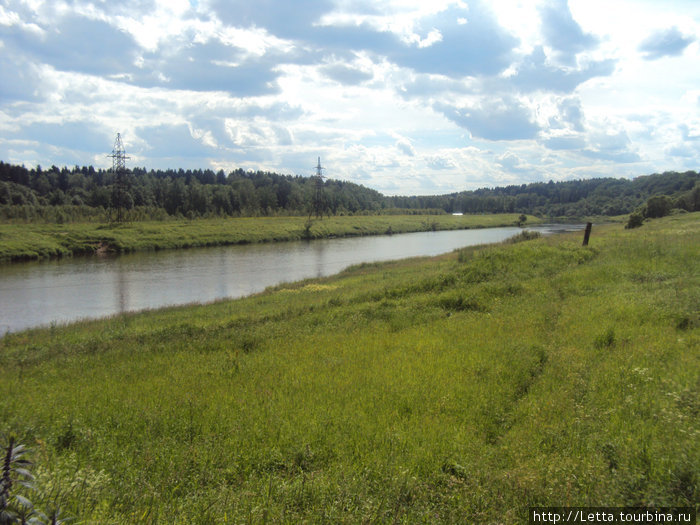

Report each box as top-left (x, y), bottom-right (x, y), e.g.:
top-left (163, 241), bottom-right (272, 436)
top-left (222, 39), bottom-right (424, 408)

top-left (115, 260), bottom-right (128, 313)
top-left (0, 224), bottom-right (582, 334)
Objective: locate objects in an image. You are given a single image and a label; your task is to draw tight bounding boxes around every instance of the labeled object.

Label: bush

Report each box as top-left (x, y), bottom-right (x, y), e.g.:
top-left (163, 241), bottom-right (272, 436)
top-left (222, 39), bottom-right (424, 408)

top-left (644, 195), bottom-right (673, 219)
top-left (625, 211), bottom-right (644, 229)
top-left (674, 182), bottom-right (700, 212)
top-left (505, 230), bottom-right (541, 243)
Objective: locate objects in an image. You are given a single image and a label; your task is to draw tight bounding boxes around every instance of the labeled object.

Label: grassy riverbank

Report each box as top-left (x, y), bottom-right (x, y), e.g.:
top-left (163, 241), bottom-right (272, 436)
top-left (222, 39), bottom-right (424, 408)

top-left (0, 213), bottom-right (536, 262)
top-left (1, 213), bottom-right (698, 523)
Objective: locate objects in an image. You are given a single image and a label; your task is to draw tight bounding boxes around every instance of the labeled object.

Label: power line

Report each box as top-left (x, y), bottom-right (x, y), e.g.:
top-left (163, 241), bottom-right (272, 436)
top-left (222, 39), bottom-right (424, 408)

top-left (311, 156), bottom-right (328, 219)
top-left (107, 133), bottom-right (130, 222)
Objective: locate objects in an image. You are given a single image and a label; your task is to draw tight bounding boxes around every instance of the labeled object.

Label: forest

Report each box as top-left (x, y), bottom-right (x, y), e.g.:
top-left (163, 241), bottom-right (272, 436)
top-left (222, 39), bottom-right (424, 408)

top-left (0, 160), bottom-right (698, 221)
top-left (391, 170), bottom-right (700, 216)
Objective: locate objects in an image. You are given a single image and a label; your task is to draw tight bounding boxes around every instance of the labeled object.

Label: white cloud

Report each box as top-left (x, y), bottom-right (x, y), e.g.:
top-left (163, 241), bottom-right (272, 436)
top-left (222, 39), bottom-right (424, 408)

top-left (0, 0), bottom-right (698, 194)
top-left (435, 97), bottom-right (541, 141)
top-left (638, 26), bottom-right (696, 60)
top-left (396, 138), bottom-right (415, 157)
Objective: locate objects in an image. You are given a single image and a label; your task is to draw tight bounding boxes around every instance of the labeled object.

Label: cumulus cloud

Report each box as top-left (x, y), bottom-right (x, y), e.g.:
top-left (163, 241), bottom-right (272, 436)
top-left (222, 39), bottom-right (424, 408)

top-left (387, 4), bottom-right (518, 78)
top-left (0, 48), bottom-right (44, 102)
top-left (557, 97), bottom-right (585, 131)
top-left (137, 123), bottom-right (218, 158)
top-left (210, 0), bottom-right (518, 79)
top-left (582, 129), bottom-right (641, 163)
top-left (679, 124), bottom-right (700, 141)
top-left (542, 134), bottom-right (586, 151)
top-left (435, 97), bottom-right (540, 141)
top-left (639, 27), bottom-right (696, 60)
top-left (0, 0), bottom-right (698, 194)
top-left (17, 121), bottom-right (113, 153)
top-left (425, 156), bottom-right (454, 170)
top-left (539, 0), bottom-right (598, 64)
top-left (497, 152), bottom-right (530, 173)
top-left (133, 41), bottom-right (282, 95)
top-left (666, 142), bottom-right (697, 158)
top-left (510, 46), bottom-right (615, 93)
top-left (396, 139), bottom-right (415, 157)
top-left (210, 0), bottom-right (334, 40)
top-left (319, 63), bottom-right (374, 85)
top-left (0, 13), bottom-right (140, 77)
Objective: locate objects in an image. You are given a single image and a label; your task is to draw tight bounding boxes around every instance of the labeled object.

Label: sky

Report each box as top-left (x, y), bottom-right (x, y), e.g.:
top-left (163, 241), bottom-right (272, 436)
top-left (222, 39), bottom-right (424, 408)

top-left (0, 0), bottom-right (699, 195)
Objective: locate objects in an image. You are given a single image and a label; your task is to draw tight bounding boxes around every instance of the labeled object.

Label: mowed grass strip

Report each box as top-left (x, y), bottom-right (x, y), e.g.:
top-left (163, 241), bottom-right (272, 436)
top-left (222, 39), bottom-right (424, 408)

top-left (0, 213), bottom-right (697, 523)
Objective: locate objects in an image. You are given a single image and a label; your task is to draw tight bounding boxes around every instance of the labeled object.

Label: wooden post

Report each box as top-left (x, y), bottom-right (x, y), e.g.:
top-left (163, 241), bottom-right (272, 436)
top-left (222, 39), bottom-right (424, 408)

top-left (582, 222), bottom-right (592, 246)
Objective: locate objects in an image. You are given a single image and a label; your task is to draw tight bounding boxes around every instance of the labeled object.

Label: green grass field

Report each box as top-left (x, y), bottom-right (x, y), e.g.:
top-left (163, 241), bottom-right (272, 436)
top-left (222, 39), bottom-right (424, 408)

top-left (1, 213), bottom-right (698, 523)
top-left (0, 214), bottom-right (536, 262)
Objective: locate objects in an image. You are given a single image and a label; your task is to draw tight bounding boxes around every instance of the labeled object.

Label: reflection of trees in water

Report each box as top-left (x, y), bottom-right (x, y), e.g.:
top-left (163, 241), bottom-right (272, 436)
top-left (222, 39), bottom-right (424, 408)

top-left (7, 226), bottom-right (585, 334)
top-left (312, 240), bottom-right (327, 278)
top-left (115, 260), bottom-right (128, 313)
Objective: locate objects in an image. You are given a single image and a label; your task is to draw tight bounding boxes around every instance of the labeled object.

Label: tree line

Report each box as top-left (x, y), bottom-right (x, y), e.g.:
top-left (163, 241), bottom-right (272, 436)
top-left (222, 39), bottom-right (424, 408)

top-left (388, 171), bottom-right (700, 217)
top-left (0, 161), bottom-right (698, 222)
top-left (0, 163), bottom-right (386, 221)
top-left (626, 181), bottom-right (700, 228)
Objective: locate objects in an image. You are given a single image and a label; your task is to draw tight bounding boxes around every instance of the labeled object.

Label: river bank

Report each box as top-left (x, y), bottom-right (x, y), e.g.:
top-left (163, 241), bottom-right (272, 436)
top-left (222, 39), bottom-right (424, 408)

top-left (0, 213), bottom-right (697, 522)
top-left (0, 213), bottom-right (538, 263)
top-left (1, 225), bottom-right (567, 334)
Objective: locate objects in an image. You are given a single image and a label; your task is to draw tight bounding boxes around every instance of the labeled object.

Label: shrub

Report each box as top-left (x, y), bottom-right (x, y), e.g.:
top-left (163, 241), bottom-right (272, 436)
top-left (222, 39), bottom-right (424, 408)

top-left (505, 230), bottom-right (541, 243)
top-left (594, 327), bottom-right (616, 349)
top-left (625, 211), bottom-right (644, 229)
top-left (644, 195), bottom-right (673, 219)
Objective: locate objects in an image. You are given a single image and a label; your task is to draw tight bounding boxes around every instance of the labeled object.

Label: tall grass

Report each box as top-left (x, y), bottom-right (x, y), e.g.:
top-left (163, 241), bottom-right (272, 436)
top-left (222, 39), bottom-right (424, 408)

top-left (0, 214), bottom-right (536, 262)
top-left (0, 213), bottom-right (697, 523)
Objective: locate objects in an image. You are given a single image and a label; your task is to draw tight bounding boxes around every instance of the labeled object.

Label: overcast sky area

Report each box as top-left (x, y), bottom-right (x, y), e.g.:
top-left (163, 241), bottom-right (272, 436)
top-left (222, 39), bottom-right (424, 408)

top-left (1, 0), bottom-right (699, 195)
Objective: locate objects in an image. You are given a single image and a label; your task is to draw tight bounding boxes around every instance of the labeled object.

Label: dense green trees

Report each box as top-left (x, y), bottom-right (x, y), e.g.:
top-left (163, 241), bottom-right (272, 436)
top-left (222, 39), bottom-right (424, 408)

top-left (0, 160), bottom-right (697, 222)
top-left (625, 181), bottom-right (700, 228)
top-left (674, 181), bottom-right (700, 212)
top-left (0, 162), bottom-right (385, 220)
top-left (388, 171), bottom-right (699, 218)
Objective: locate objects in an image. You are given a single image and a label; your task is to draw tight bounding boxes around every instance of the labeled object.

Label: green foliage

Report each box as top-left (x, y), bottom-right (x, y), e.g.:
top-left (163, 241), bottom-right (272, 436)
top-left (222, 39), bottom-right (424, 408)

top-left (1, 436), bottom-right (73, 525)
top-left (644, 195), bottom-right (674, 219)
top-left (626, 211), bottom-right (644, 229)
top-left (594, 327), bottom-right (616, 349)
top-left (0, 214), bottom-right (538, 262)
top-left (0, 213), bottom-right (698, 522)
top-left (0, 161), bottom-right (386, 221)
top-left (1, 437), bottom-right (33, 524)
top-left (2, 161), bottom-right (698, 221)
top-left (625, 185), bottom-right (696, 227)
top-left (389, 170), bottom-right (700, 217)
top-left (674, 182), bottom-right (700, 212)
top-left (504, 229), bottom-right (541, 243)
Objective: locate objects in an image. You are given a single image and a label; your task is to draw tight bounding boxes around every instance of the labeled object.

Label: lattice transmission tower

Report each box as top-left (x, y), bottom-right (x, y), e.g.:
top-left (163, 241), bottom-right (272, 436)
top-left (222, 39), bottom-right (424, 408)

top-left (310, 156), bottom-right (327, 219)
top-left (107, 133), bottom-right (130, 222)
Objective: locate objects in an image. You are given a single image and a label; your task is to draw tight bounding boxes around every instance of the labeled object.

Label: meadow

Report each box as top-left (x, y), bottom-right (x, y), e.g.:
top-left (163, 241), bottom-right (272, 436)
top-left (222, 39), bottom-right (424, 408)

top-left (0, 213), bottom-right (535, 262)
top-left (0, 213), bottom-right (698, 523)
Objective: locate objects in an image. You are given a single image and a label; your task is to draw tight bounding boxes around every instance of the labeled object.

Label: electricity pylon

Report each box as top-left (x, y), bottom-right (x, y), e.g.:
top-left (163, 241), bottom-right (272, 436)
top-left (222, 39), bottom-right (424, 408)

top-left (107, 133), bottom-right (130, 222)
top-left (310, 156), bottom-right (327, 219)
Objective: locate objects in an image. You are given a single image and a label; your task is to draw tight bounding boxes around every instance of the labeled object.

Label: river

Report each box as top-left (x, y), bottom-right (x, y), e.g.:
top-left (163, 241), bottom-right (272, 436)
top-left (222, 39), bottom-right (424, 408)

top-left (0, 224), bottom-right (582, 334)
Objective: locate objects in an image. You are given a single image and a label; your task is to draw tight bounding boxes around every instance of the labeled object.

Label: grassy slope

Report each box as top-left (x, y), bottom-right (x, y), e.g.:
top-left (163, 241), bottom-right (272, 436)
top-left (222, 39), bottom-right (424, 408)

top-left (0, 213), bottom-right (698, 523)
top-left (0, 214), bottom-right (536, 262)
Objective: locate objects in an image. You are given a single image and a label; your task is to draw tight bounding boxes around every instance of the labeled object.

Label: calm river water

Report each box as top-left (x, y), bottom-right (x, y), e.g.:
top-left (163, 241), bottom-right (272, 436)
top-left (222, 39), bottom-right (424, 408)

top-left (0, 224), bottom-right (582, 334)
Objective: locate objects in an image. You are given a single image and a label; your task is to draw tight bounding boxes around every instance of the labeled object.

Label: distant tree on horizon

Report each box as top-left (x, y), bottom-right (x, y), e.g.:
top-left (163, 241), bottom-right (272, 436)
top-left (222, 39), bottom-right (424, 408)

top-left (0, 160), bottom-right (698, 222)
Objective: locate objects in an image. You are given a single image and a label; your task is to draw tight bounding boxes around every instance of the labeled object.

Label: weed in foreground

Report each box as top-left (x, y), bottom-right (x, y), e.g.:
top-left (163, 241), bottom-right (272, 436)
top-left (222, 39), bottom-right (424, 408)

top-left (1, 436), bottom-right (73, 525)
